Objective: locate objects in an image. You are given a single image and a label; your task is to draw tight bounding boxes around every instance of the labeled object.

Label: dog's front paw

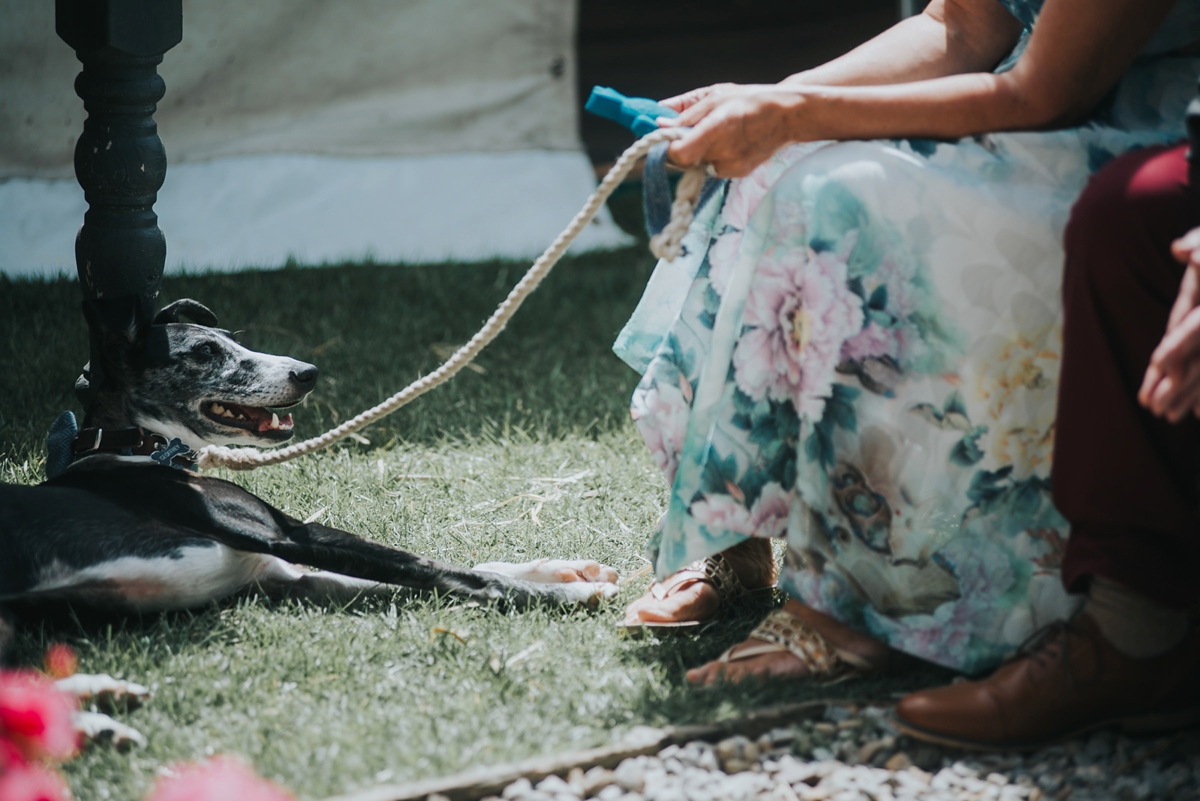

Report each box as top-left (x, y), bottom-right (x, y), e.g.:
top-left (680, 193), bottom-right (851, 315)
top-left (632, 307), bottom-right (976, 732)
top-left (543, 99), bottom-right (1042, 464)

top-left (72, 710), bottom-right (147, 750)
top-left (555, 580), bottom-right (621, 606)
top-left (474, 558), bottom-right (620, 585)
top-left (56, 673), bottom-right (151, 710)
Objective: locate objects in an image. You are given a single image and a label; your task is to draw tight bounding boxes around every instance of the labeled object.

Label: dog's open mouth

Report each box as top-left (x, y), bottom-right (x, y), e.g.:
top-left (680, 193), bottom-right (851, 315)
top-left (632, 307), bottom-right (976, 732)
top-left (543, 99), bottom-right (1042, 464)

top-left (202, 401), bottom-right (295, 436)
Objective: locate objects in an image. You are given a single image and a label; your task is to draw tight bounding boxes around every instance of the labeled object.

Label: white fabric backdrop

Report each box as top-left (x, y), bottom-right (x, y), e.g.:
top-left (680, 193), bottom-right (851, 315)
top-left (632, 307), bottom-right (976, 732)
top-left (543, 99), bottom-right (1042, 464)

top-left (0, 0), bottom-right (630, 276)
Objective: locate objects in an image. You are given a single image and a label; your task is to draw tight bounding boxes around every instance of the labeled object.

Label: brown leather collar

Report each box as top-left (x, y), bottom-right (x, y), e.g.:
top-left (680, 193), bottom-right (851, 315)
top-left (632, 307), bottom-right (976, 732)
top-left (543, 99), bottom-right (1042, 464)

top-left (72, 426), bottom-right (198, 470)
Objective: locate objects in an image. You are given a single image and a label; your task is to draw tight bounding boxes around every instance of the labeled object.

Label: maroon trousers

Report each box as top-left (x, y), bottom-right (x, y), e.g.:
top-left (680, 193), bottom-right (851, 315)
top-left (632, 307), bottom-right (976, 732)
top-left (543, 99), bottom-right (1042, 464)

top-left (1054, 142), bottom-right (1200, 609)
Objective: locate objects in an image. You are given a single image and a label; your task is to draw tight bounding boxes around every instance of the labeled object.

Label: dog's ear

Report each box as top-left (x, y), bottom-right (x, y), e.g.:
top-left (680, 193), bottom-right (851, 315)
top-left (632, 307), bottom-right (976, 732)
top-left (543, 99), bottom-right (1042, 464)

top-left (78, 297), bottom-right (153, 405)
top-left (153, 299), bottom-right (219, 327)
top-left (82, 297), bottom-right (150, 353)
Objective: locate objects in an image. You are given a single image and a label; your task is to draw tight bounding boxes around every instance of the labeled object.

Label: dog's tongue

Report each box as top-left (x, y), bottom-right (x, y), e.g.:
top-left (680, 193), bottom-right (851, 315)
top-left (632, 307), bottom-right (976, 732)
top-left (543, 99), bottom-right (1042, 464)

top-left (229, 404), bottom-right (293, 432)
top-left (254, 410), bottom-right (294, 432)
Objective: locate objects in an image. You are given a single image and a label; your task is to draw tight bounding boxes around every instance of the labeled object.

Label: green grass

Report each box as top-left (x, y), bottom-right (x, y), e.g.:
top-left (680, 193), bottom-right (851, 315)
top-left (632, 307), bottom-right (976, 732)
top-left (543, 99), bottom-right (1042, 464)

top-left (0, 198), bottom-right (952, 800)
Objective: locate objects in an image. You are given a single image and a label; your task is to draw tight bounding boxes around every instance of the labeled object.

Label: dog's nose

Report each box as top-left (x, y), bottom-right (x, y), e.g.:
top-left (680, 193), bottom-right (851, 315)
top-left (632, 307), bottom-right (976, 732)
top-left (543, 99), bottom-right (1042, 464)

top-left (290, 365), bottom-right (318, 390)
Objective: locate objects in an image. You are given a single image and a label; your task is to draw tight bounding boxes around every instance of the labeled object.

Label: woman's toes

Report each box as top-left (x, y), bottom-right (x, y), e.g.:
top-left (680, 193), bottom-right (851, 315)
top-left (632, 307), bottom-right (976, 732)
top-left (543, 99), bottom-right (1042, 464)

top-left (596, 564), bottom-right (620, 584)
top-left (575, 560), bottom-right (620, 583)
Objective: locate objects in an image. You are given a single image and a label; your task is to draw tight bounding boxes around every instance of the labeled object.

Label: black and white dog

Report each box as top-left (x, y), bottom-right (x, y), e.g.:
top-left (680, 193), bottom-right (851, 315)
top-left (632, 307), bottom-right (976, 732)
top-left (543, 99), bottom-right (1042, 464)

top-left (0, 299), bottom-right (617, 730)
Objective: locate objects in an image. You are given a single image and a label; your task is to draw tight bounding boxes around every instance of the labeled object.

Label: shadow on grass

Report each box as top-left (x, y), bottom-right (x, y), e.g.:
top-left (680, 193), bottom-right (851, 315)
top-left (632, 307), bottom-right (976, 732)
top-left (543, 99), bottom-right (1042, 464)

top-left (616, 595), bottom-right (958, 728)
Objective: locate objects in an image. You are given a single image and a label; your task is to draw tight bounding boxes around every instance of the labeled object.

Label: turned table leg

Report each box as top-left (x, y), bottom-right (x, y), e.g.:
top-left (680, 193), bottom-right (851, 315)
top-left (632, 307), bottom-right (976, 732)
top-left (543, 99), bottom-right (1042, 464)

top-left (56, 0), bottom-right (182, 396)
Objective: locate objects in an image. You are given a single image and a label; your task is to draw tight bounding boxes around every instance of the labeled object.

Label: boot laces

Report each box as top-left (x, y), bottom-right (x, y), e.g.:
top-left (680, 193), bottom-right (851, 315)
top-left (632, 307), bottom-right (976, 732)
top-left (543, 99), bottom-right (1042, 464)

top-left (1012, 618), bottom-right (1104, 688)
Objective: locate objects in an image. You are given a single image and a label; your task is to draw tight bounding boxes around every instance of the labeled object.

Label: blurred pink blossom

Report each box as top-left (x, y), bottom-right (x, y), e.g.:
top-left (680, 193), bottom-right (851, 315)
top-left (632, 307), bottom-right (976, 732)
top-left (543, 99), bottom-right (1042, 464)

top-left (0, 762), bottom-right (71, 801)
top-left (0, 671), bottom-right (77, 764)
top-left (145, 756), bottom-right (294, 801)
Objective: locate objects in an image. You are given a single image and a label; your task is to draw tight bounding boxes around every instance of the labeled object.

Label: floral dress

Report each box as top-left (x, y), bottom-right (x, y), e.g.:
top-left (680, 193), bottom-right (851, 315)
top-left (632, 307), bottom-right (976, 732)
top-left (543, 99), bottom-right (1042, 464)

top-left (614, 0), bottom-right (1200, 675)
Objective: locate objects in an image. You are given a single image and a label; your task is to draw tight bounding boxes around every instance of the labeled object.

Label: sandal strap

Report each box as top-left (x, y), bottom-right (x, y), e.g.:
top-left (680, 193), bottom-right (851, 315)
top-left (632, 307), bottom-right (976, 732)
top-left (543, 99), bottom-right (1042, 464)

top-left (650, 552), bottom-right (751, 603)
top-left (744, 608), bottom-right (845, 676)
top-left (690, 552), bottom-right (748, 601)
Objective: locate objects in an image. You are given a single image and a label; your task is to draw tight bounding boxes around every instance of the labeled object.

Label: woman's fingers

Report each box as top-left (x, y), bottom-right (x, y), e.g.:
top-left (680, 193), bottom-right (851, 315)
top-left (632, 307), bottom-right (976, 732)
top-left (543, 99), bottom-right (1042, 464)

top-left (1150, 306), bottom-right (1200, 379)
top-left (1171, 227), bottom-right (1200, 262)
top-left (667, 99), bottom-right (785, 175)
top-left (1166, 262), bottom-right (1200, 332)
top-left (1146, 351), bottom-right (1200, 421)
top-left (1162, 360), bottom-right (1200, 422)
top-left (1140, 362), bottom-right (1164, 409)
top-left (659, 83), bottom-right (737, 112)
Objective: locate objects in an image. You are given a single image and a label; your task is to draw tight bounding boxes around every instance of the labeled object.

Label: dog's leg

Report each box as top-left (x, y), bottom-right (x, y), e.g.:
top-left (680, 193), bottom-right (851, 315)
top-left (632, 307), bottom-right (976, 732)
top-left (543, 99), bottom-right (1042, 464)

top-left (252, 557), bottom-right (393, 603)
top-left (240, 518), bottom-right (615, 608)
top-left (471, 558), bottom-right (619, 585)
top-left (278, 527), bottom-right (608, 607)
top-left (55, 674), bottom-right (151, 750)
top-left (101, 470), bottom-right (617, 608)
top-left (71, 710), bottom-right (147, 749)
top-left (56, 673), bottom-right (151, 707)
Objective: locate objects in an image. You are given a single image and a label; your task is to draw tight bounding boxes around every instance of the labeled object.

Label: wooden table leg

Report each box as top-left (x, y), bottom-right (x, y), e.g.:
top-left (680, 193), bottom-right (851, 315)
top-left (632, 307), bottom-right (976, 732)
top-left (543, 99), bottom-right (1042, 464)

top-left (55, 0), bottom-right (182, 398)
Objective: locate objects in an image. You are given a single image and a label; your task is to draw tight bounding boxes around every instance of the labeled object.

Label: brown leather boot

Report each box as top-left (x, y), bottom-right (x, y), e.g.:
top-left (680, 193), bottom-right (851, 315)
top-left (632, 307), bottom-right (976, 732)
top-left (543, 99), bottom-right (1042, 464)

top-left (892, 613), bottom-right (1200, 750)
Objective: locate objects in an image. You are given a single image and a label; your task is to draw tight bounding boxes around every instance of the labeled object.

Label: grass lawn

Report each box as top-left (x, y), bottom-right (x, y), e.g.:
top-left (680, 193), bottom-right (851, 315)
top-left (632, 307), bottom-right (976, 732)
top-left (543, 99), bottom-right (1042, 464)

top-left (0, 197), bottom-right (952, 800)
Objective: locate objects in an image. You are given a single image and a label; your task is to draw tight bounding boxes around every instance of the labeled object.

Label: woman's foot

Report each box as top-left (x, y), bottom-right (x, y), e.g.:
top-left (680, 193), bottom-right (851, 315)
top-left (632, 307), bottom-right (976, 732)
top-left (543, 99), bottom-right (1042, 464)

top-left (685, 600), bottom-right (891, 684)
top-left (622, 538), bottom-right (777, 629)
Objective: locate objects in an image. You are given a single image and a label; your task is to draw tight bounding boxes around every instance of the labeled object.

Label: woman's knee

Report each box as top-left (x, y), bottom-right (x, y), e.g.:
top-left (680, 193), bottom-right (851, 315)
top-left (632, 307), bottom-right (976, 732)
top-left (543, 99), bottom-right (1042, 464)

top-left (1063, 143), bottom-right (1191, 295)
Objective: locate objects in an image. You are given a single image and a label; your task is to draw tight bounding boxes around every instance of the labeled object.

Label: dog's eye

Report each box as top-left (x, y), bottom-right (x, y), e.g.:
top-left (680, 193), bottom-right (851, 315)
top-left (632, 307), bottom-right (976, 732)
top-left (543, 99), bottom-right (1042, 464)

top-left (192, 342), bottom-right (219, 358)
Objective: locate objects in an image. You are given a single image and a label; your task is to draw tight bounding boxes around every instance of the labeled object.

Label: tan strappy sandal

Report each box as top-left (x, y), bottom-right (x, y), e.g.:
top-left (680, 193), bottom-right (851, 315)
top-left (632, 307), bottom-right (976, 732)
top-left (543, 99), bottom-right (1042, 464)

top-left (709, 607), bottom-right (882, 682)
top-left (619, 553), bottom-right (762, 635)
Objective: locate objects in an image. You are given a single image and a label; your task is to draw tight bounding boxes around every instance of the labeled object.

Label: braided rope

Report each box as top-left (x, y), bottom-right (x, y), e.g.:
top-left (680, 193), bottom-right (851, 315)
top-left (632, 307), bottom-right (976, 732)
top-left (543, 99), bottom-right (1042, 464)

top-left (197, 128), bottom-right (705, 471)
top-left (649, 166), bottom-right (706, 262)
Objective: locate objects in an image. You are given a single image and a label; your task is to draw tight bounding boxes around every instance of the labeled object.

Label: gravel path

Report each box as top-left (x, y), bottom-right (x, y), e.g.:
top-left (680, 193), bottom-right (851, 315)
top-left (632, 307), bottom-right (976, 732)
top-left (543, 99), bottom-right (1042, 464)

top-left (486, 705), bottom-right (1200, 801)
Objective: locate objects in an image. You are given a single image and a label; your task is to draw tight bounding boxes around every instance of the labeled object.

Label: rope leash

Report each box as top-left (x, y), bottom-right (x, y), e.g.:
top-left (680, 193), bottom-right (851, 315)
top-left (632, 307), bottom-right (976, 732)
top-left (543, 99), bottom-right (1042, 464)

top-left (196, 128), bottom-right (705, 471)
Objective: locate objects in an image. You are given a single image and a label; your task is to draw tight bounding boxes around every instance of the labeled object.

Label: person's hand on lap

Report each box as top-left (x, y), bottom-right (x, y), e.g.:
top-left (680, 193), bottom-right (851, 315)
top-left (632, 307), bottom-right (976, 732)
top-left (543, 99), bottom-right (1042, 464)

top-left (658, 84), bottom-right (800, 178)
top-left (1140, 226), bottom-right (1200, 421)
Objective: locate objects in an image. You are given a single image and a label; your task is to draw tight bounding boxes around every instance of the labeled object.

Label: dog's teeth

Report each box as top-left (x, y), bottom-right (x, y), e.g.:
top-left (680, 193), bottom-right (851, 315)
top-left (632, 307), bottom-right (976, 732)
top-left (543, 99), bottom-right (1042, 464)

top-left (270, 412), bottom-right (280, 429)
top-left (211, 403), bottom-right (225, 415)
top-left (223, 409), bottom-right (236, 419)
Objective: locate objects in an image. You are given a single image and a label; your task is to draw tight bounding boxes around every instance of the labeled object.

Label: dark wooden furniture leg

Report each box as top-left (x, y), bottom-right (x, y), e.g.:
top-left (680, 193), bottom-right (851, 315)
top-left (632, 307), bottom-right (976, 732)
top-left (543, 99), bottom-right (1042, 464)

top-left (55, 0), bottom-right (182, 399)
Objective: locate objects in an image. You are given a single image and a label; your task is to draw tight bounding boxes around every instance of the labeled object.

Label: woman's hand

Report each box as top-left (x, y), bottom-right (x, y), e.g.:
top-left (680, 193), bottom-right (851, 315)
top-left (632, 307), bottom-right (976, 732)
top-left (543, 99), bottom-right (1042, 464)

top-left (658, 84), bottom-right (804, 178)
top-left (1140, 227), bottom-right (1200, 422)
top-left (659, 83), bottom-right (741, 114)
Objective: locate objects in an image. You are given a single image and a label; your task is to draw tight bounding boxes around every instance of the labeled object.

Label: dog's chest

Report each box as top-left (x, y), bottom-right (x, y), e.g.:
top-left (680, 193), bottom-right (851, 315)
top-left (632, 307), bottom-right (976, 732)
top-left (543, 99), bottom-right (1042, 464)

top-left (29, 543), bottom-right (274, 611)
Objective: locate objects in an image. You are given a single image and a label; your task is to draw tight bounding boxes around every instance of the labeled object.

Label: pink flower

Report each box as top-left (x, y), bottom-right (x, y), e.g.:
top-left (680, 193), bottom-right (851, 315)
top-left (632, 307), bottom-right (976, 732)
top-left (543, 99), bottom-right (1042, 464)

top-left (1, 736), bottom-right (26, 770)
top-left (722, 165), bottom-right (778, 231)
top-left (144, 756), bottom-right (294, 801)
top-left (707, 230), bottom-right (742, 295)
top-left (0, 672), bottom-right (77, 763)
top-left (690, 482), bottom-right (792, 538)
top-left (876, 605), bottom-right (973, 667)
top-left (0, 763), bottom-right (71, 801)
top-left (632, 380), bottom-right (691, 485)
top-left (732, 242), bottom-right (864, 419)
top-left (42, 645), bottom-right (77, 682)
top-left (840, 319), bottom-right (898, 363)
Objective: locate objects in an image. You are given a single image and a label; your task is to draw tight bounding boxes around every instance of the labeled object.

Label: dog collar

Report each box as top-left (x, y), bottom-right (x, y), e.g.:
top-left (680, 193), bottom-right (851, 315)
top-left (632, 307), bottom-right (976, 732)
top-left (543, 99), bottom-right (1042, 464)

top-left (72, 426), bottom-right (198, 470)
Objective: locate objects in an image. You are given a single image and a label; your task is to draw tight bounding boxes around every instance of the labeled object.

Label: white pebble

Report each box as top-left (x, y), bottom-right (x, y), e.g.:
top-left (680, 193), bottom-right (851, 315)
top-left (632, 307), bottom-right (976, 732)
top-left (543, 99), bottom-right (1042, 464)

top-left (503, 778), bottom-right (533, 799)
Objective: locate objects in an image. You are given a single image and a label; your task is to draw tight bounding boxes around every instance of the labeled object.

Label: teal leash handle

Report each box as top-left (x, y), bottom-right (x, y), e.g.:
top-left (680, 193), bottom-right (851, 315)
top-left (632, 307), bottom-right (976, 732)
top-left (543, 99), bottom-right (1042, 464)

top-left (585, 86), bottom-right (725, 243)
top-left (585, 86), bottom-right (679, 137)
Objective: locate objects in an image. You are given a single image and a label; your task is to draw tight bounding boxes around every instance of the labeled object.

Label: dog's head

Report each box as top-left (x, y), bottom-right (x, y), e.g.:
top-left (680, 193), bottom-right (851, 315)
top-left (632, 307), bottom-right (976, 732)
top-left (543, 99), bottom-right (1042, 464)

top-left (80, 298), bottom-right (317, 448)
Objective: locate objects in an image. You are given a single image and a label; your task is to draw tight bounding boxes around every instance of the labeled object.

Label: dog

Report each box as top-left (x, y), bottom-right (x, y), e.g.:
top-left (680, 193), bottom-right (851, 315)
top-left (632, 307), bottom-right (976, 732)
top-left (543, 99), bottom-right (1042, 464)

top-left (0, 298), bottom-right (618, 740)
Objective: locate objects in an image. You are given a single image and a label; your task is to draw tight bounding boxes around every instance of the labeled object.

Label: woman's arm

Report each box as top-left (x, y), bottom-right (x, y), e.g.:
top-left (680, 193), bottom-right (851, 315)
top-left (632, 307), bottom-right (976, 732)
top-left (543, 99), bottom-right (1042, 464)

top-left (663, 0), bottom-right (1023, 115)
top-left (784, 0), bottom-right (1024, 86)
top-left (664, 0), bottom-right (1176, 177)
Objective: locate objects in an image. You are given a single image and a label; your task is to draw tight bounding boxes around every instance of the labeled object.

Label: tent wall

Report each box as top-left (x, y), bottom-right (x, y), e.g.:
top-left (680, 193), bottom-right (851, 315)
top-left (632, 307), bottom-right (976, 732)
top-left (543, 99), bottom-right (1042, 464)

top-left (0, 0), bottom-right (630, 276)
